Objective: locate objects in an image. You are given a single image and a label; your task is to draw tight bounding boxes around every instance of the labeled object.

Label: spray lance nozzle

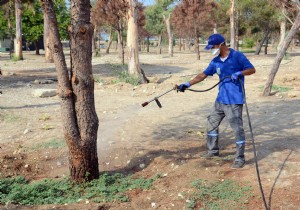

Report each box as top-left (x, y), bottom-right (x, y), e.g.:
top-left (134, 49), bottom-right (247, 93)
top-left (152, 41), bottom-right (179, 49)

top-left (141, 85), bottom-right (178, 108)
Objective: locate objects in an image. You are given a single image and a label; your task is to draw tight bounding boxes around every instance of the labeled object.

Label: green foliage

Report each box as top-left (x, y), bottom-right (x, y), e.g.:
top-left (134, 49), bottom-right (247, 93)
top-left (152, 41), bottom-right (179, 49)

top-left (55, 0), bottom-right (70, 40)
top-left (0, 9), bottom-right (9, 39)
top-left (0, 173), bottom-right (159, 205)
top-left (242, 37), bottom-right (255, 48)
top-left (185, 179), bottom-right (253, 210)
top-left (22, 2), bottom-right (44, 43)
top-left (144, 4), bottom-right (166, 36)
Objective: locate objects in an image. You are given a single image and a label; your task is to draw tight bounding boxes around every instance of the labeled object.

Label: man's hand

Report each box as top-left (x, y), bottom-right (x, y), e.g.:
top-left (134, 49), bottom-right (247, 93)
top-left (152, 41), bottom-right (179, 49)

top-left (177, 82), bottom-right (191, 92)
top-left (231, 71), bottom-right (243, 82)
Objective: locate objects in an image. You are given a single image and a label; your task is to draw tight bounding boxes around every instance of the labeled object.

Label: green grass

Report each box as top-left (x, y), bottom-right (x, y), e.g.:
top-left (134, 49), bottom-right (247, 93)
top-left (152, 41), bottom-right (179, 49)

top-left (32, 138), bottom-right (66, 150)
top-left (258, 84), bottom-right (292, 92)
top-left (94, 76), bottom-right (105, 84)
top-left (185, 179), bottom-right (253, 210)
top-left (240, 49), bottom-right (256, 53)
top-left (108, 63), bottom-right (140, 86)
top-left (0, 173), bottom-right (160, 205)
top-left (0, 112), bottom-right (20, 122)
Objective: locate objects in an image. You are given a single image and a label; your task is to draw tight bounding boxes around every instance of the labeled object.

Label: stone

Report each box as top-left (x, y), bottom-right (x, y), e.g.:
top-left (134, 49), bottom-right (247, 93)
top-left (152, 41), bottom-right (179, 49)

top-left (32, 89), bottom-right (57, 98)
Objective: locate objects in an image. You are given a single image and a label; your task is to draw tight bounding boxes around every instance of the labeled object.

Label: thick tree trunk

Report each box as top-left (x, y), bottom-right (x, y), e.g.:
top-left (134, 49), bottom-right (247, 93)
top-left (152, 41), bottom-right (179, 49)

top-left (179, 37), bottom-right (182, 51)
top-left (105, 28), bottom-right (113, 54)
top-left (44, 11), bottom-right (54, 62)
top-left (15, 0), bottom-right (23, 60)
top-left (126, 0), bottom-right (148, 83)
top-left (43, 0), bottom-right (99, 182)
top-left (230, 0), bottom-right (236, 49)
top-left (263, 12), bottom-right (300, 96)
top-left (255, 29), bottom-right (269, 55)
top-left (163, 14), bottom-right (173, 57)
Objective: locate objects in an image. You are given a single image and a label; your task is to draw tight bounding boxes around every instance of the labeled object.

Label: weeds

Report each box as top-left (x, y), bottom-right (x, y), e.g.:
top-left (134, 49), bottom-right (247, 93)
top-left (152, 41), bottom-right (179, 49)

top-left (42, 124), bottom-right (54, 130)
top-left (0, 173), bottom-right (159, 205)
top-left (0, 112), bottom-right (20, 122)
top-left (185, 179), bottom-right (253, 210)
top-left (32, 138), bottom-right (66, 149)
top-left (38, 114), bottom-right (50, 121)
top-left (109, 63), bottom-right (140, 86)
top-left (94, 76), bottom-right (105, 84)
top-left (258, 85), bottom-right (292, 92)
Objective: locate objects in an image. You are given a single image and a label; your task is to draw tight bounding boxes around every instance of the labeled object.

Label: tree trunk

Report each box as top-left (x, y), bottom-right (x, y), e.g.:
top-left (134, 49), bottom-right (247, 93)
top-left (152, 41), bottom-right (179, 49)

top-left (230, 0), bottom-right (236, 49)
top-left (8, 0), bottom-right (13, 59)
top-left (163, 14), bottom-right (173, 57)
top-left (34, 41), bottom-right (40, 55)
top-left (277, 14), bottom-right (286, 52)
top-left (255, 29), bottom-right (269, 55)
top-left (117, 24), bottom-right (125, 64)
top-left (179, 37), bottom-right (182, 51)
top-left (157, 34), bottom-right (162, 54)
top-left (213, 23), bottom-right (217, 34)
top-left (106, 28), bottom-right (113, 54)
top-left (263, 12), bottom-right (300, 96)
top-left (146, 36), bottom-right (150, 53)
top-left (15, 0), bottom-right (23, 60)
top-left (43, 0), bottom-right (99, 182)
top-left (264, 33), bottom-right (270, 55)
top-left (195, 35), bottom-right (200, 60)
top-left (126, 0), bottom-right (148, 83)
top-left (44, 10), bottom-right (54, 63)
top-left (92, 26), bottom-right (98, 57)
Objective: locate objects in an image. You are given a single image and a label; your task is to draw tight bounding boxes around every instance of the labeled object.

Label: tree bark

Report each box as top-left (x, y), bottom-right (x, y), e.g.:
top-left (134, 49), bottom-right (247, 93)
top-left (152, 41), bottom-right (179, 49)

top-left (277, 13), bottom-right (286, 52)
top-left (263, 12), bottom-right (300, 96)
top-left (15, 0), bottom-right (23, 60)
top-left (146, 36), bottom-right (150, 53)
top-left (105, 28), bottom-right (113, 54)
top-left (195, 35), bottom-right (200, 60)
top-left (163, 14), bottom-right (173, 57)
top-left (44, 10), bottom-right (54, 63)
top-left (92, 26), bottom-right (98, 57)
top-left (126, 0), bottom-right (148, 83)
top-left (117, 19), bottom-right (125, 64)
top-left (157, 34), bottom-right (162, 54)
top-left (230, 0), bottom-right (236, 50)
top-left (43, 0), bottom-right (99, 182)
top-left (8, 0), bottom-right (13, 59)
top-left (34, 41), bottom-right (40, 55)
top-left (255, 29), bottom-right (269, 55)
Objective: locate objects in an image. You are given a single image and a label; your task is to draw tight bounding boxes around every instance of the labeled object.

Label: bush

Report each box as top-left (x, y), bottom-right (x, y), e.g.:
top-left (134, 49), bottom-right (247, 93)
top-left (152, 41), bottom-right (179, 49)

top-left (242, 38), bottom-right (255, 48)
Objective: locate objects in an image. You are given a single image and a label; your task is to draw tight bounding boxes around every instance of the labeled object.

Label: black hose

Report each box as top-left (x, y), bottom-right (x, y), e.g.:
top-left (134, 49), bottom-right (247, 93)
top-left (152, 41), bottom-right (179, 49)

top-left (187, 76), bottom-right (269, 210)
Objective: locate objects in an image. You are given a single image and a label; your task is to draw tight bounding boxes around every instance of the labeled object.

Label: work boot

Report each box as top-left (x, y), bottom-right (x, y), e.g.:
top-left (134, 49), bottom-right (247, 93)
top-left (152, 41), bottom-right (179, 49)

top-left (231, 160), bottom-right (245, 169)
top-left (201, 152), bottom-right (219, 159)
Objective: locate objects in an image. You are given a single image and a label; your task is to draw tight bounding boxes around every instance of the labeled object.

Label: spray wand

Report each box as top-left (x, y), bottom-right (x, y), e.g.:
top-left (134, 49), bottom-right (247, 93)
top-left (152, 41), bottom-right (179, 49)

top-left (141, 85), bottom-right (177, 108)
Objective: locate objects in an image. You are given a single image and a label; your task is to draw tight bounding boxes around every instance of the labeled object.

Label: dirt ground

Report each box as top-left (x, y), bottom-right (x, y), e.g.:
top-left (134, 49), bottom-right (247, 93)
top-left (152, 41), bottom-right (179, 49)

top-left (0, 47), bottom-right (300, 210)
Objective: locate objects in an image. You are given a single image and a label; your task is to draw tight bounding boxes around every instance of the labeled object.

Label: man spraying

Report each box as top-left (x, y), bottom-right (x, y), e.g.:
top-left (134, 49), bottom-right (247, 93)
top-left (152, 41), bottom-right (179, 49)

top-left (178, 34), bottom-right (256, 169)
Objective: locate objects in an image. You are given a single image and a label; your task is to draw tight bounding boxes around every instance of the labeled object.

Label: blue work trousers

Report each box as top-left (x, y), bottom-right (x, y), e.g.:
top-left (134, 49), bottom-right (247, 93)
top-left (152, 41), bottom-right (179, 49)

top-left (206, 101), bottom-right (245, 161)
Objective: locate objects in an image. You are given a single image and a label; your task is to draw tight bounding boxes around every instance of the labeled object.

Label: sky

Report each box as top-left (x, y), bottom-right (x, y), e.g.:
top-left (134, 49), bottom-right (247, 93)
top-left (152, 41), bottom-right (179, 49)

top-left (139, 0), bottom-right (155, 6)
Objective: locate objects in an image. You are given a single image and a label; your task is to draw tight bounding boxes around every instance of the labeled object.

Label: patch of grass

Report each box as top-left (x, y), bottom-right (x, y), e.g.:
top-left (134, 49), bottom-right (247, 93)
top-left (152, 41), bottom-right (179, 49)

top-left (185, 179), bottom-right (253, 210)
top-left (33, 138), bottom-right (66, 149)
top-left (38, 114), bottom-right (50, 121)
top-left (0, 173), bottom-right (160, 205)
top-left (258, 85), bottom-right (292, 92)
top-left (284, 52), bottom-right (291, 60)
top-left (0, 112), bottom-right (20, 122)
top-left (42, 124), bottom-right (54, 130)
top-left (94, 76), bottom-right (105, 84)
top-left (109, 63), bottom-right (140, 86)
top-left (240, 49), bottom-right (255, 53)
top-left (10, 55), bottom-right (22, 61)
